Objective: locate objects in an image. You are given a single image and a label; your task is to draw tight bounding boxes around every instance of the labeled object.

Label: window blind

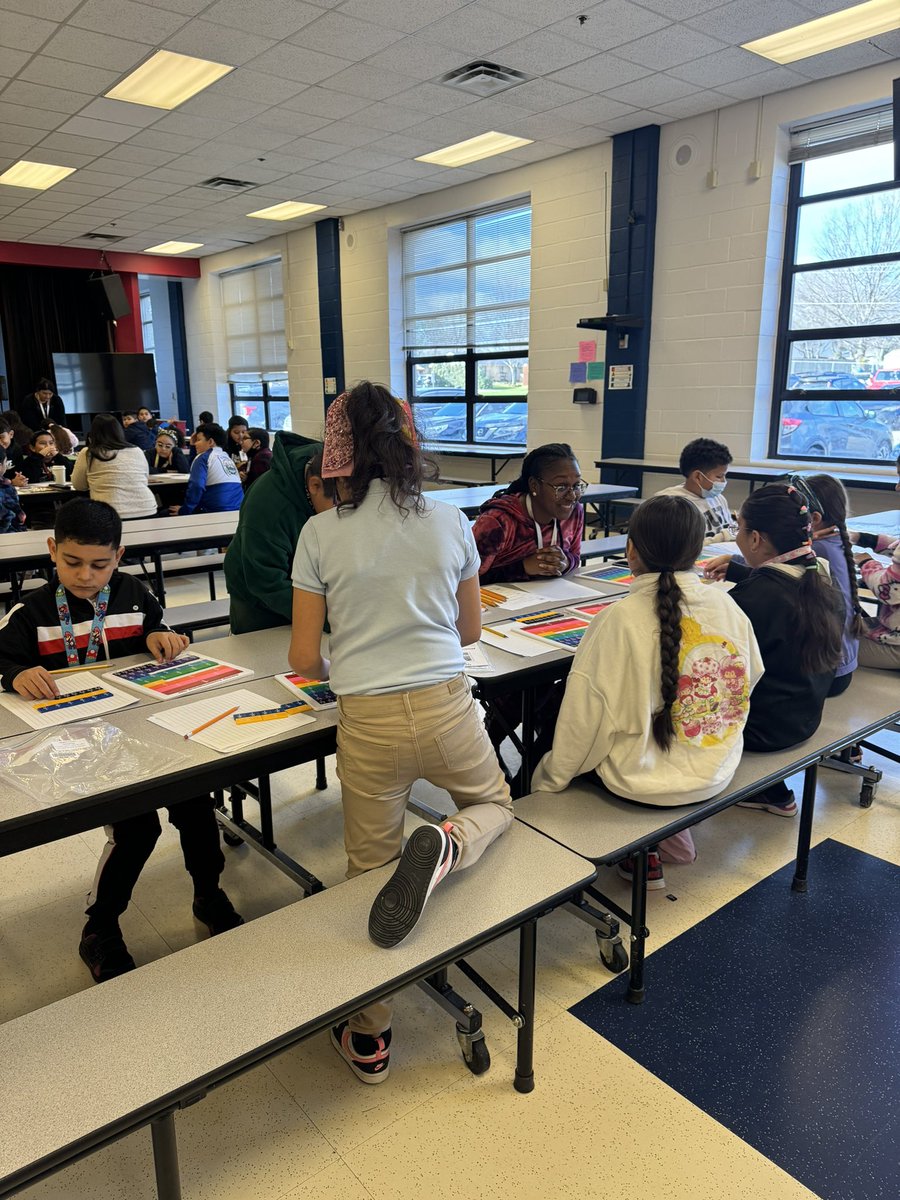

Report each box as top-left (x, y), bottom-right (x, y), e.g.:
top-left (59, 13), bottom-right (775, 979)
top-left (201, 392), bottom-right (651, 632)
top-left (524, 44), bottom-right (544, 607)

top-left (220, 258), bottom-right (287, 382)
top-left (789, 103), bottom-right (893, 164)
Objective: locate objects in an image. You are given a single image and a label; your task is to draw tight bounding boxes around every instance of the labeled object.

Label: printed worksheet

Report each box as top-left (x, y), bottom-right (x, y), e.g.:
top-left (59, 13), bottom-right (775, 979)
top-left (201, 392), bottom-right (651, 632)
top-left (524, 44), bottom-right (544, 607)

top-left (147, 689), bottom-right (314, 753)
top-left (104, 653), bottom-right (253, 699)
top-left (0, 671), bottom-right (138, 730)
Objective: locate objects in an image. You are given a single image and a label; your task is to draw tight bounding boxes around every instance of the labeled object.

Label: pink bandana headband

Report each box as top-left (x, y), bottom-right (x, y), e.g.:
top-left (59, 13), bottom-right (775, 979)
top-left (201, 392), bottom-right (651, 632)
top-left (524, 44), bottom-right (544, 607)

top-left (321, 389), bottom-right (419, 479)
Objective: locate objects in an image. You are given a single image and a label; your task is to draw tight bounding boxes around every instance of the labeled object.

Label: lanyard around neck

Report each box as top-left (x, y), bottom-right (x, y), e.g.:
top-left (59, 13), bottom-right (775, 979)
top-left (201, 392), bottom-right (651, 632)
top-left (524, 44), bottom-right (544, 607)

top-left (55, 583), bottom-right (111, 666)
top-left (525, 493), bottom-right (558, 550)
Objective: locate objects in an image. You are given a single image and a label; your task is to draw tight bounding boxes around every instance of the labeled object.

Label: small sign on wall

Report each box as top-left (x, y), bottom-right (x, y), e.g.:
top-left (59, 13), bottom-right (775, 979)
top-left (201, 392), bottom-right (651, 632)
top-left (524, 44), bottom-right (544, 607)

top-left (609, 365), bottom-right (634, 390)
top-left (324, 377), bottom-right (338, 395)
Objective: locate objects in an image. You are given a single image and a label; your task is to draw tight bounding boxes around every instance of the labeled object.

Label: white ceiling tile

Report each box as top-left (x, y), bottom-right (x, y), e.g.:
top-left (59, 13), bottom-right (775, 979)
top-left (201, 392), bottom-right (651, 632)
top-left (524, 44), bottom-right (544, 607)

top-left (290, 12), bottom-right (406, 58)
top-left (499, 79), bottom-right (589, 112)
top-left (547, 53), bottom-right (653, 92)
top-left (387, 82), bottom-right (478, 115)
top-left (332, 0), bottom-right (471, 35)
top-left (381, 158), bottom-right (445, 179)
top-left (235, 107), bottom-right (331, 137)
top-left (616, 25), bottom-right (729, 69)
top-left (545, 94), bottom-right (637, 126)
top-left (425, 8), bottom-right (538, 56)
top-left (796, 0), bottom-right (863, 11)
top-left (315, 67), bottom-right (411, 100)
top-left (0, 81), bottom-right (91, 115)
top-left (668, 46), bottom-right (773, 87)
top-left (150, 113), bottom-right (238, 140)
top-left (228, 151), bottom-right (322, 174)
top-left (0, 0), bottom-right (82, 18)
top-left (550, 2), bottom-right (671, 51)
top-left (1, 10), bottom-right (57, 52)
top-left (137, 0), bottom-right (212, 13)
top-left (101, 143), bottom-right (175, 166)
top-left (164, 20), bottom-right (278, 66)
top-left (306, 120), bottom-right (395, 149)
top-left (17, 57), bottom-right (121, 95)
top-left (508, 110), bottom-right (593, 138)
top-left (246, 43), bottom-right (354, 85)
top-left (327, 147), bottom-right (405, 170)
top-left (366, 132), bottom-right (438, 157)
top-left (686, 1), bottom-right (813, 43)
top-left (212, 125), bottom-right (298, 151)
top-left (0, 102), bottom-right (65, 131)
top-left (790, 40), bottom-right (893, 79)
top-left (482, 0), bottom-right (596, 23)
top-left (55, 115), bottom-right (143, 143)
top-left (495, 29), bottom-right (603, 75)
top-left (70, 0), bottom-right (190, 43)
top-left (0, 122), bottom-right (43, 146)
top-left (0, 141), bottom-right (32, 161)
top-left (297, 160), bottom-right (359, 181)
top-left (344, 103), bottom-right (428, 133)
top-left (0, 48), bottom-right (32, 77)
top-left (605, 73), bottom-right (699, 107)
top-left (653, 89), bottom-right (735, 117)
top-left (211, 70), bottom-right (308, 105)
top-left (76, 98), bottom-right (164, 128)
top-left (202, 0), bottom-right (323, 39)
top-left (537, 126), bottom-right (611, 150)
top-left (710, 63), bottom-right (814, 101)
top-left (129, 128), bottom-right (206, 152)
top-left (360, 36), bottom-right (471, 81)
top-left (279, 87), bottom-right (369, 119)
top-left (273, 135), bottom-right (348, 160)
top-left (41, 27), bottom-right (152, 72)
top-left (176, 93), bottom-right (269, 123)
top-left (38, 130), bottom-right (116, 156)
top-left (629, 0), bottom-right (725, 16)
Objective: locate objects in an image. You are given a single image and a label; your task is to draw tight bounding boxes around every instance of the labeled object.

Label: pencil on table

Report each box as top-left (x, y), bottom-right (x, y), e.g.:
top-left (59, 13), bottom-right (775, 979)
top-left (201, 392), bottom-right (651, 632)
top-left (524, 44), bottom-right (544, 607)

top-left (184, 706), bottom-right (239, 740)
top-left (482, 626), bottom-right (508, 639)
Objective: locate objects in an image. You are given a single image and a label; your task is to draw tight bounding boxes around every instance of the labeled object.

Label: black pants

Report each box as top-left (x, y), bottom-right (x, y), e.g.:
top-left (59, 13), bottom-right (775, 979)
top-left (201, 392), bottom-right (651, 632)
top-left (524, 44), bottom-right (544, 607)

top-left (85, 797), bottom-right (224, 931)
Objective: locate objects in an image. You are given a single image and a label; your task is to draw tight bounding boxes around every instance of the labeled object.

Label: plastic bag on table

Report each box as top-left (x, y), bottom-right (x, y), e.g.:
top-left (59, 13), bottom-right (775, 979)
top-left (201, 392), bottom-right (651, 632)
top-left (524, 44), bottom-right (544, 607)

top-left (0, 720), bottom-right (188, 807)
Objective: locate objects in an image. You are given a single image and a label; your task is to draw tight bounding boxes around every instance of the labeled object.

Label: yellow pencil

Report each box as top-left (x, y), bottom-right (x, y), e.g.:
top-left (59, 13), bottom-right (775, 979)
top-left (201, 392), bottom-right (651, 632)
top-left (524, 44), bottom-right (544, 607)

top-left (184, 706), bottom-right (239, 741)
top-left (482, 626), bottom-right (508, 639)
top-left (50, 663), bottom-right (112, 675)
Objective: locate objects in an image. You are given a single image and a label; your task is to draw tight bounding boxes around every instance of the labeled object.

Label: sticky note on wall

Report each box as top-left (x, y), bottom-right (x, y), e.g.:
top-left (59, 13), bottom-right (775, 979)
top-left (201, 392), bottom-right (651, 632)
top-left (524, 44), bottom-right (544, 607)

top-left (586, 361), bottom-right (605, 381)
top-left (569, 362), bottom-right (587, 383)
top-left (578, 340), bottom-right (597, 362)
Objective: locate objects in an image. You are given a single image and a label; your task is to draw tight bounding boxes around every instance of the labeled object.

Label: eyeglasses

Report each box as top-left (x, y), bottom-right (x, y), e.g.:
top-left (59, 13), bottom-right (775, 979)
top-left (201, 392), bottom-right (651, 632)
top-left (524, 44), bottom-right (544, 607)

top-left (539, 478), bottom-right (588, 499)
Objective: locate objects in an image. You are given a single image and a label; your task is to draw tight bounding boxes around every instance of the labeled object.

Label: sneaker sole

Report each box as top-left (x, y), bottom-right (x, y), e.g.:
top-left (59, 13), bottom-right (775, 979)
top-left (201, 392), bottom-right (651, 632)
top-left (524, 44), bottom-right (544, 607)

top-left (368, 825), bottom-right (449, 948)
top-left (615, 865), bottom-right (667, 891)
top-left (737, 801), bottom-right (798, 817)
top-left (78, 941), bottom-right (136, 983)
top-left (329, 1027), bottom-right (390, 1085)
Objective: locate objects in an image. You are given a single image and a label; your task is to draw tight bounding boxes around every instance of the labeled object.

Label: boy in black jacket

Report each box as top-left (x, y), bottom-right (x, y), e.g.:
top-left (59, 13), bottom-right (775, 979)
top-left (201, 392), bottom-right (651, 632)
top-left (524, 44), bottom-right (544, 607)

top-left (0, 499), bottom-right (244, 982)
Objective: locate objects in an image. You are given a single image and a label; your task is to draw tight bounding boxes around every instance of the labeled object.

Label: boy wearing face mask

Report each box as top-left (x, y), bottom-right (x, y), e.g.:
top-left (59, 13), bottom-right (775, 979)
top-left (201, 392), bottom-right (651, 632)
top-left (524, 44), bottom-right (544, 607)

top-left (656, 438), bottom-right (738, 543)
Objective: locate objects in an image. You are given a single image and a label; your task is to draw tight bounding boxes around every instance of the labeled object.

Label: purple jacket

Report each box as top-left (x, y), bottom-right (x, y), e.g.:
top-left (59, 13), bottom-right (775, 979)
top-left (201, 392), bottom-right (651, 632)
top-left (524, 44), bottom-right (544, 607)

top-left (814, 533), bottom-right (858, 677)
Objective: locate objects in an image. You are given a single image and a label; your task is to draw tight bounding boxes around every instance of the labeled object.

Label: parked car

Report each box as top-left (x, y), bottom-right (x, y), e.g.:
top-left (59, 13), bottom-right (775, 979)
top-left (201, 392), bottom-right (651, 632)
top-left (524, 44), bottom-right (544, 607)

top-left (474, 402), bottom-right (527, 444)
top-left (779, 399), bottom-right (895, 459)
top-left (866, 369), bottom-right (900, 391)
top-left (787, 371), bottom-right (867, 390)
top-left (413, 395), bottom-right (466, 441)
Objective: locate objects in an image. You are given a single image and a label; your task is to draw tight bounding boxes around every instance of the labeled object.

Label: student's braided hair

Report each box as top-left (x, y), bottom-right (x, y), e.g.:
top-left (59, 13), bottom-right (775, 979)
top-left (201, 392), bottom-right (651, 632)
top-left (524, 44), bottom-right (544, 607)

top-left (805, 473), bottom-right (867, 639)
top-left (628, 495), bottom-right (705, 752)
top-left (740, 484), bottom-right (843, 676)
top-left (499, 443), bottom-right (577, 497)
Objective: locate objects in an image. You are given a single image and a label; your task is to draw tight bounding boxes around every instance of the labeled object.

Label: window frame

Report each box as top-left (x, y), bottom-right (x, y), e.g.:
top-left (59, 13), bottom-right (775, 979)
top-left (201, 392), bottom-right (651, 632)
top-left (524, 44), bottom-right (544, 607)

top-left (228, 382), bottom-right (290, 432)
top-left (770, 157), bottom-right (900, 463)
top-left (402, 202), bottom-right (530, 447)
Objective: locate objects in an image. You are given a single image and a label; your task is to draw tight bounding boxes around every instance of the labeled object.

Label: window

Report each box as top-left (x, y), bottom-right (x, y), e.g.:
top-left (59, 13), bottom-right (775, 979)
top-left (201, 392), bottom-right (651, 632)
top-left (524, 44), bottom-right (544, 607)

top-left (403, 202), bottom-right (530, 446)
top-left (221, 259), bottom-right (291, 431)
top-left (140, 291), bottom-right (155, 370)
top-left (772, 106), bottom-right (900, 463)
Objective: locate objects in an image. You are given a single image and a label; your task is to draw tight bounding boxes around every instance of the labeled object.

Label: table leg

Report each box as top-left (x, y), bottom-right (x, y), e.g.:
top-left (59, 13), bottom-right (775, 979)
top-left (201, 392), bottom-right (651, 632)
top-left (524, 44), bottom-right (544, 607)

top-left (792, 763), bottom-right (818, 893)
top-left (514, 918), bottom-right (537, 1093)
top-left (150, 1114), bottom-right (182, 1200)
top-left (152, 552), bottom-right (166, 604)
top-left (626, 848), bottom-right (649, 1005)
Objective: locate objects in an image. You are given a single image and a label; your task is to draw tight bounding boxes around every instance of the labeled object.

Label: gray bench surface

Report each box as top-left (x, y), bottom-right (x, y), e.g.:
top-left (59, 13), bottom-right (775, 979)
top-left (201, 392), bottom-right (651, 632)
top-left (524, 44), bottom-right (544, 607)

top-left (164, 597), bottom-right (231, 633)
top-left (515, 668), bottom-right (900, 862)
top-left (580, 536), bottom-right (627, 560)
top-left (0, 821), bottom-right (594, 1194)
top-left (431, 482), bottom-right (638, 516)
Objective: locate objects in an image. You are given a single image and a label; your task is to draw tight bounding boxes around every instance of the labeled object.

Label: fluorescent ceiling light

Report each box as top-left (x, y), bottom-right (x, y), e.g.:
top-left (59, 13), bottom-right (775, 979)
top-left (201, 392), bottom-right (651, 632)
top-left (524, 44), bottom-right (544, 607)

top-left (743, 0), bottom-right (900, 64)
top-left (106, 50), bottom-right (233, 110)
top-left (144, 240), bottom-right (203, 254)
top-left (246, 201), bottom-right (326, 220)
top-left (416, 131), bottom-right (533, 167)
top-left (0, 160), bottom-right (76, 189)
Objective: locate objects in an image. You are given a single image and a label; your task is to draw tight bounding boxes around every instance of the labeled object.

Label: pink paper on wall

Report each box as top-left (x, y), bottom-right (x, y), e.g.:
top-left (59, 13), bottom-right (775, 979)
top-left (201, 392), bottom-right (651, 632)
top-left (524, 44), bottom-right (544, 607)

top-left (578, 340), bottom-right (597, 362)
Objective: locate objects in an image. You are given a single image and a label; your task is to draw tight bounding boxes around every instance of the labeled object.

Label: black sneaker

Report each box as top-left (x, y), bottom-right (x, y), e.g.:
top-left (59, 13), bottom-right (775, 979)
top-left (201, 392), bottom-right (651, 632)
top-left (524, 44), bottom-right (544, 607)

top-left (368, 822), bottom-right (457, 948)
top-left (192, 889), bottom-right (245, 936)
top-left (330, 1021), bottom-right (391, 1084)
top-left (79, 925), bottom-right (137, 983)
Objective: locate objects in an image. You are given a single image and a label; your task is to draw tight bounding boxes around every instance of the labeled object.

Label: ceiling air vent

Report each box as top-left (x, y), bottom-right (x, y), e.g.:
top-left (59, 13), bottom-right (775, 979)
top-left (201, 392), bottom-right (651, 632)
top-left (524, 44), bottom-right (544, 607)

top-left (80, 232), bottom-right (124, 242)
top-left (199, 176), bottom-right (258, 191)
top-left (440, 61), bottom-right (530, 97)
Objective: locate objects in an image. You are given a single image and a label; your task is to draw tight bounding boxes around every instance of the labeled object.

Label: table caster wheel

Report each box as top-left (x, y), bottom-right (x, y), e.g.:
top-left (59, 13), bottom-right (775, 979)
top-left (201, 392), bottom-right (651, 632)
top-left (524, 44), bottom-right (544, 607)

top-left (457, 1028), bottom-right (491, 1075)
top-left (860, 782), bottom-right (876, 808)
top-left (597, 931), bottom-right (629, 974)
top-left (221, 828), bottom-right (243, 846)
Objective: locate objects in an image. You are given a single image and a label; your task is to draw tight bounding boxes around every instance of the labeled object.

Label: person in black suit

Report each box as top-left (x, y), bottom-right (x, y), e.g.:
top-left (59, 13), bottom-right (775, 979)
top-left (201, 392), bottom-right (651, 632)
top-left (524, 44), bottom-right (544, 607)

top-left (17, 378), bottom-right (65, 431)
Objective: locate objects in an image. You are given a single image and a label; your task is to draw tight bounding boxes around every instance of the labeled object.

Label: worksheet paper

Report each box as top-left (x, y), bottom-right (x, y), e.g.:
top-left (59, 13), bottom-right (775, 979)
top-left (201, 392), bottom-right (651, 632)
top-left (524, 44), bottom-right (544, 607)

top-left (479, 583), bottom-right (554, 613)
top-left (462, 642), bottom-right (495, 674)
top-left (479, 623), bottom-right (553, 657)
top-left (529, 576), bottom-right (603, 602)
top-left (104, 653), bottom-right (253, 699)
top-left (147, 689), bottom-right (315, 753)
top-left (275, 673), bottom-right (337, 709)
top-left (0, 671), bottom-right (138, 730)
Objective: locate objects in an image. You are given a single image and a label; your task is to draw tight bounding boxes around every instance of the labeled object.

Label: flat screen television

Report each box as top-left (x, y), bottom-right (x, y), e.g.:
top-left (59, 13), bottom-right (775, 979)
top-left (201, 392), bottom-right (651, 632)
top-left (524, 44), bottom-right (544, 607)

top-left (52, 352), bottom-right (158, 414)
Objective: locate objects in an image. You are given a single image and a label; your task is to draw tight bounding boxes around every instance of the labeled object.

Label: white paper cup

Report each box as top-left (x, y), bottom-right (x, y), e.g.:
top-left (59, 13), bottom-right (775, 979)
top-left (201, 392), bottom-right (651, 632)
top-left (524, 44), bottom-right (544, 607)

top-left (51, 465), bottom-right (67, 484)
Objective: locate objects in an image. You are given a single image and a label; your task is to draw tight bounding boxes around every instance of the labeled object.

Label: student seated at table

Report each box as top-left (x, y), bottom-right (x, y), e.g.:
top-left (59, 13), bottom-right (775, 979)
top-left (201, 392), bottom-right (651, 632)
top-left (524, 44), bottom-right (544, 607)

top-left (145, 426), bottom-right (190, 474)
top-left (172, 422), bottom-right (243, 516)
top-left (122, 411), bottom-right (156, 452)
top-left (472, 443), bottom-right (585, 583)
top-left (0, 474), bottom-right (26, 532)
top-left (226, 415), bottom-right (249, 466)
top-left (225, 436), bottom-right (329, 634)
top-left (48, 422), bottom-right (78, 461)
top-left (0, 418), bottom-right (27, 486)
top-left (239, 427), bottom-right (273, 492)
top-left (532, 495), bottom-right (763, 890)
top-left (656, 437), bottom-right (739, 543)
top-left (851, 455), bottom-right (900, 671)
top-left (290, 383), bottom-right (513, 1084)
top-left (0, 498), bottom-right (244, 981)
top-left (19, 429), bottom-right (72, 484)
top-left (72, 415), bottom-right (157, 520)
top-left (720, 484), bottom-right (844, 815)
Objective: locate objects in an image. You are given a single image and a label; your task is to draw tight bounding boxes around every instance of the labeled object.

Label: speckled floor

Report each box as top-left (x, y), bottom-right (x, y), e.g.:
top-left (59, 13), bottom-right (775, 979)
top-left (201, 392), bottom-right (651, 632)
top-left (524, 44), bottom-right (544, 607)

top-left (2, 584), bottom-right (898, 1199)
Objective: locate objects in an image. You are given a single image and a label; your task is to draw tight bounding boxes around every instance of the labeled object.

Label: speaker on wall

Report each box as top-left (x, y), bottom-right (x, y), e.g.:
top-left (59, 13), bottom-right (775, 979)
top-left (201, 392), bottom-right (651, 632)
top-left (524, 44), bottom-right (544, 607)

top-left (89, 273), bottom-right (131, 320)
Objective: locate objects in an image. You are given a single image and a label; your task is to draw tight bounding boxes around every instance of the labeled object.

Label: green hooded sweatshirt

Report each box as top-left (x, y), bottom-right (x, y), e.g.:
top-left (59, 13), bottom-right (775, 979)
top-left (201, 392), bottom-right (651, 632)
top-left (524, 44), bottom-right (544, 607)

top-left (224, 431), bottom-right (323, 634)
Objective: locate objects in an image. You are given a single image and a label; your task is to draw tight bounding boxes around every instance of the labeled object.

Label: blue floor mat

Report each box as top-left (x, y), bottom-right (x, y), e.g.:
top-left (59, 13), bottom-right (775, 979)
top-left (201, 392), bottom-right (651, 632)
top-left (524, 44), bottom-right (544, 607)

top-left (570, 840), bottom-right (900, 1200)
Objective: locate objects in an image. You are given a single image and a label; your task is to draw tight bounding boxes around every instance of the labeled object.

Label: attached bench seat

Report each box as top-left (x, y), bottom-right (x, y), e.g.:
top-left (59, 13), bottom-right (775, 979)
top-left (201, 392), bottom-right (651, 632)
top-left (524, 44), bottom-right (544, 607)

top-left (0, 823), bottom-right (593, 1200)
top-left (164, 597), bottom-right (230, 638)
top-left (580, 535), bottom-right (627, 562)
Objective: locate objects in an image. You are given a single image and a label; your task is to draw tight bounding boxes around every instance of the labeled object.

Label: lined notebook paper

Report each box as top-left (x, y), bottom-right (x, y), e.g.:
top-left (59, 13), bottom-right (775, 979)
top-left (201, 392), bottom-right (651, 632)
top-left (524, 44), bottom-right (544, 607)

top-left (0, 672), bottom-right (138, 730)
top-left (147, 689), bottom-right (314, 753)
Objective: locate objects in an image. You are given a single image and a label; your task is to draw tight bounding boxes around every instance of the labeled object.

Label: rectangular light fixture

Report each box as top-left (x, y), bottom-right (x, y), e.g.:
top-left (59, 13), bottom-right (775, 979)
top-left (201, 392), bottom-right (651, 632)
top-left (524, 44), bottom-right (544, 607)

top-left (144, 240), bottom-right (203, 254)
top-left (106, 50), bottom-right (233, 110)
top-left (743, 0), bottom-right (900, 64)
top-left (246, 201), bottom-right (326, 221)
top-left (0, 160), bottom-right (76, 190)
top-left (416, 131), bottom-right (533, 167)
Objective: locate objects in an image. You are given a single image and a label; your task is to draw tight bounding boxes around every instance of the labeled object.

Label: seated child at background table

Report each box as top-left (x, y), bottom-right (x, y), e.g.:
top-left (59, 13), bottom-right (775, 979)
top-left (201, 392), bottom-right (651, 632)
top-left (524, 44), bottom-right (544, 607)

top-left (717, 484), bottom-right (844, 815)
top-left (851, 455), bottom-right (900, 670)
top-left (72, 415), bottom-right (158, 521)
top-left (122, 411), bottom-right (155, 452)
top-left (0, 498), bottom-right (243, 981)
top-left (472, 443), bottom-right (585, 583)
top-left (172, 422), bottom-right (243, 516)
top-left (239, 427), bottom-right (273, 492)
top-left (289, 383), bottom-right (513, 1084)
top-left (0, 474), bottom-right (26, 532)
top-left (19, 429), bottom-right (71, 484)
top-left (226, 415), bottom-right (249, 466)
top-left (656, 437), bottom-right (739, 543)
top-left (0, 418), bottom-right (27, 486)
top-left (532, 495), bottom-right (763, 891)
top-left (145, 426), bottom-right (190, 474)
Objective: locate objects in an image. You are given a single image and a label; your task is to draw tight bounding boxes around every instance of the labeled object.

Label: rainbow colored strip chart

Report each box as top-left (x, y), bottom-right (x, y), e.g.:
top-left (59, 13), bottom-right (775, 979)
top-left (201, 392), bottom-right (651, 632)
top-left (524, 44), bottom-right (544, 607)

top-left (578, 564), bottom-right (635, 585)
top-left (104, 653), bottom-right (253, 699)
top-left (512, 610), bottom-right (593, 651)
top-left (275, 673), bottom-right (337, 710)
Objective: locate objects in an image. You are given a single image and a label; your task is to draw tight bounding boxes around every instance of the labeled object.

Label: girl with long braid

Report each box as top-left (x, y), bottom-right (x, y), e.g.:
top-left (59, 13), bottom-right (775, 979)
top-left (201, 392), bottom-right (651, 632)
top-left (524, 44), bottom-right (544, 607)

top-left (724, 484), bottom-right (845, 816)
top-left (532, 495), bottom-right (763, 890)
